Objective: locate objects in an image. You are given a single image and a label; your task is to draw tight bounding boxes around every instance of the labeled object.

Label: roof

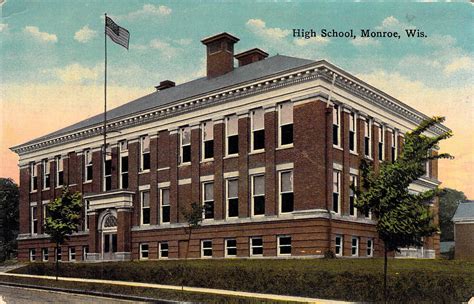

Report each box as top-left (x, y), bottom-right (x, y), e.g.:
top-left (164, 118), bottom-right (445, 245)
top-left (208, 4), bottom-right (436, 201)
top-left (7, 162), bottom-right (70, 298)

top-left (452, 201), bottom-right (474, 222)
top-left (20, 54), bottom-right (314, 147)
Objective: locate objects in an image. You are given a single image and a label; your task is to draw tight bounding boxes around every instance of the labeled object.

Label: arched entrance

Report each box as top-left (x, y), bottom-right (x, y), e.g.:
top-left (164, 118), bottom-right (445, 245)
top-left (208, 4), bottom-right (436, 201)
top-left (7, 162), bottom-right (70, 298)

top-left (100, 210), bottom-right (118, 260)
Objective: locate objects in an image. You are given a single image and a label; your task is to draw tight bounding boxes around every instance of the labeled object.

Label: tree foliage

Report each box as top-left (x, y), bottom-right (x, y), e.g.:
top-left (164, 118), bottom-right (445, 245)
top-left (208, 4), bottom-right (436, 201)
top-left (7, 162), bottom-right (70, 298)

top-left (0, 178), bottom-right (19, 261)
top-left (355, 116), bottom-right (453, 252)
top-left (439, 188), bottom-right (466, 242)
top-left (44, 187), bottom-right (83, 246)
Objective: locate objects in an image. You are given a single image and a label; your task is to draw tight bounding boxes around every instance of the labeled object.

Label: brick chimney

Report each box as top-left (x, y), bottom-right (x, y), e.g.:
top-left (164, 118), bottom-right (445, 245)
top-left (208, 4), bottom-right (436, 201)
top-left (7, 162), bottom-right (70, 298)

top-left (201, 32), bottom-right (239, 79)
top-left (234, 48), bottom-right (269, 67)
top-left (155, 80), bottom-right (175, 91)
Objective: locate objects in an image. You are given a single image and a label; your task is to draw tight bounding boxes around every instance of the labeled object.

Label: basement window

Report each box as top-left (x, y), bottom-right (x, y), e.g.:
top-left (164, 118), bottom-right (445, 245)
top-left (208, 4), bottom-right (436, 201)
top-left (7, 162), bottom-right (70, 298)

top-left (42, 248), bottom-right (49, 262)
top-left (159, 242), bottom-right (169, 259)
top-left (29, 249), bottom-right (36, 262)
top-left (250, 237), bottom-right (263, 256)
top-left (201, 240), bottom-right (213, 258)
top-left (367, 239), bottom-right (374, 257)
top-left (278, 235), bottom-right (292, 256)
top-left (278, 102), bottom-right (293, 147)
top-left (140, 243), bottom-right (149, 260)
top-left (226, 115), bottom-right (239, 156)
top-left (335, 235), bottom-right (343, 256)
top-left (202, 121), bottom-right (214, 160)
top-left (251, 108), bottom-right (265, 152)
top-left (351, 237), bottom-right (359, 257)
top-left (69, 247), bottom-right (76, 262)
top-left (225, 239), bottom-right (237, 257)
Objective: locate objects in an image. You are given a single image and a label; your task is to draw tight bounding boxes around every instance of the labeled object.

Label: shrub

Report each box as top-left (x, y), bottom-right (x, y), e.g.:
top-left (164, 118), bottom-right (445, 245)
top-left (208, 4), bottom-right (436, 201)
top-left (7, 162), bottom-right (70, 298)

top-left (323, 249), bottom-right (336, 259)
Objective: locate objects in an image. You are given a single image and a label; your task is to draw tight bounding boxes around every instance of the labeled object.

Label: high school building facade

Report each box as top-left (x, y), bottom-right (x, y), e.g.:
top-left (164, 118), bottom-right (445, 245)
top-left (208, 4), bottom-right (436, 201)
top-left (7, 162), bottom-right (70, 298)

top-left (11, 33), bottom-right (447, 262)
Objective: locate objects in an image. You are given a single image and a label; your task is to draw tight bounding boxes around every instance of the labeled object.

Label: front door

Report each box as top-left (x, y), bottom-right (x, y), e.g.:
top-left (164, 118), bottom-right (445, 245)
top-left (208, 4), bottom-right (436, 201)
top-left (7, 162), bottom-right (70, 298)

top-left (103, 233), bottom-right (117, 260)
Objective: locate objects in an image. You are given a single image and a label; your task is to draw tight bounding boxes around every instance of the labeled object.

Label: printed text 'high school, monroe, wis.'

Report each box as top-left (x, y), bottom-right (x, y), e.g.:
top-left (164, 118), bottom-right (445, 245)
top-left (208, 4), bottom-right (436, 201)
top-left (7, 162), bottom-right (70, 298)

top-left (293, 28), bottom-right (427, 40)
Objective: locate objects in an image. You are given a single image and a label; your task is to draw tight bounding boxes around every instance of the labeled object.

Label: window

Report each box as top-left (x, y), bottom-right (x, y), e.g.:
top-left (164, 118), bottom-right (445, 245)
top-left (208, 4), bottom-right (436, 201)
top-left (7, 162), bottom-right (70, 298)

top-left (349, 175), bottom-right (357, 217)
top-left (332, 171), bottom-right (341, 214)
top-left (203, 182), bottom-right (214, 219)
top-left (43, 202), bottom-right (50, 228)
top-left (141, 191), bottom-right (150, 225)
top-left (83, 246), bottom-right (89, 260)
top-left (180, 127), bottom-right (191, 164)
top-left (56, 155), bottom-right (64, 187)
top-left (30, 162), bottom-right (38, 191)
top-left (225, 239), bottom-right (237, 257)
top-left (250, 237), bottom-right (263, 256)
top-left (140, 243), bottom-right (149, 260)
top-left (364, 120), bottom-right (372, 158)
top-left (333, 104), bottom-right (341, 146)
top-left (424, 150), bottom-right (431, 178)
top-left (160, 188), bottom-right (170, 224)
top-left (29, 249), bottom-right (36, 262)
top-left (278, 102), bottom-right (293, 146)
top-left (226, 115), bottom-right (238, 156)
top-left (251, 108), bottom-right (265, 151)
top-left (349, 112), bottom-right (357, 152)
top-left (84, 200), bottom-right (89, 231)
top-left (69, 247), bottom-right (76, 261)
top-left (367, 239), bottom-right (374, 257)
top-left (201, 240), bottom-right (213, 258)
top-left (56, 247), bottom-right (62, 261)
top-left (335, 235), bottom-right (343, 256)
top-left (251, 175), bottom-right (265, 216)
top-left (279, 170), bottom-right (294, 213)
top-left (120, 141), bottom-right (129, 189)
top-left (202, 121), bottom-right (214, 160)
top-left (30, 205), bottom-right (37, 234)
top-left (351, 237), bottom-right (359, 257)
top-left (159, 242), bottom-right (169, 259)
top-left (42, 159), bottom-right (50, 189)
top-left (84, 149), bottom-right (93, 182)
top-left (278, 235), bottom-right (292, 256)
top-left (103, 148), bottom-right (112, 191)
top-left (140, 135), bottom-right (151, 171)
top-left (378, 125), bottom-right (384, 161)
top-left (391, 131), bottom-right (398, 162)
top-left (42, 248), bottom-right (48, 262)
top-left (226, 179), bottom-right (238, 218)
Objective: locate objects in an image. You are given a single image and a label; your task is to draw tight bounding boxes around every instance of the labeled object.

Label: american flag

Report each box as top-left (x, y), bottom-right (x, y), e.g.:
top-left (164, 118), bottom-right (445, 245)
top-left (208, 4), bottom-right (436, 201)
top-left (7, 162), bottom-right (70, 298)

top-left (105, 16), bottom-right (129, 49)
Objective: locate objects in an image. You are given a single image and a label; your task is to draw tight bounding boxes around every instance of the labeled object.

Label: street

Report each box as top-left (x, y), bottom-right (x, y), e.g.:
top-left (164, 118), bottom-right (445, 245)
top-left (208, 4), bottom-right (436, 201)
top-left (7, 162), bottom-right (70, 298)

top-left (0, 285), bottom-right (148, 304)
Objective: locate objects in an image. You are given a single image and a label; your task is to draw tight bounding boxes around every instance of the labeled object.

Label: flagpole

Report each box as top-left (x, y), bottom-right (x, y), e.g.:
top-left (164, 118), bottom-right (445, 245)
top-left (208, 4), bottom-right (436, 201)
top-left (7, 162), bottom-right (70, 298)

top-left (104, 13), bottom-right (107, 160)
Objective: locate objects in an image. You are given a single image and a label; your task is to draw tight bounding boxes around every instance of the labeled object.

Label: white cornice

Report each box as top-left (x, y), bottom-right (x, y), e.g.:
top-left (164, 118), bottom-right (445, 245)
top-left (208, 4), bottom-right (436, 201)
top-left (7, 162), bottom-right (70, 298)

top-left (10, 60), bottom-right (450, 156)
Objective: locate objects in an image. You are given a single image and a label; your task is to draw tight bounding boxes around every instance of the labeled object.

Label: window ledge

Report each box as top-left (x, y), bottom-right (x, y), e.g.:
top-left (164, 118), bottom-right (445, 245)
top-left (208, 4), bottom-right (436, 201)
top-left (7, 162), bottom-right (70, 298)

top-left (223, 155), bottom-right (238, 160)
top-left (30, 190), bottom-right (37, 194)
top-left (276, 144), bottom-right (293, 151)
top-left (200, 159), bottom-right (214, 164)
top-left (349, 151), bottom-right (358, 156)
top-left (249, 150), bottom-right (265, 155)
top-left (139, 170), bottom-right (150, 174)
top-left (333, 145), bottom-right (343, 151)
top-left (178, 163), bottom-right (191, 167)
top-left (42, 188), bottom-right (50, 191)
top-left (157, 167), bottom-right (170, 171)
top-left (83, 181), bottom-right (92, 184)
top-left (55, 186), bottom-right (63, 189)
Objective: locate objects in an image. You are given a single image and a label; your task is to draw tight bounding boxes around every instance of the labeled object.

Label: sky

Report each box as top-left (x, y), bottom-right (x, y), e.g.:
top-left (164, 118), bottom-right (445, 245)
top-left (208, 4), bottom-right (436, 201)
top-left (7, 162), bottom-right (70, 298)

top-left (1, 1), bottom-right (473, 198)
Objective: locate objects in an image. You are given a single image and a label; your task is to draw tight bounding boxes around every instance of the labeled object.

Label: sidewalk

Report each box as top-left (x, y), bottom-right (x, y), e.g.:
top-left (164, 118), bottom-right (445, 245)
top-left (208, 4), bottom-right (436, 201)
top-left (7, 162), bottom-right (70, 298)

top-left (0, 272), bottom-right (351, 303)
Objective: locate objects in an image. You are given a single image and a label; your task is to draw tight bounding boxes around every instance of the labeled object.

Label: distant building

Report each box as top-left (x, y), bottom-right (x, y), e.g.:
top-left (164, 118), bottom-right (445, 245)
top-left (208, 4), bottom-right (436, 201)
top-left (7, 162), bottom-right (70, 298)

top-left (452, 201), bottom-right (474, 260)
top-left (11, 32), bottom-right (448, 262)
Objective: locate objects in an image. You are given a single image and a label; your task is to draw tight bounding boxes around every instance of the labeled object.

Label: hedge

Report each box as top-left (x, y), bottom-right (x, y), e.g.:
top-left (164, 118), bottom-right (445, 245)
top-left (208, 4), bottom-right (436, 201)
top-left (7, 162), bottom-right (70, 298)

top-left (12, 259), bottom-right (473, 303)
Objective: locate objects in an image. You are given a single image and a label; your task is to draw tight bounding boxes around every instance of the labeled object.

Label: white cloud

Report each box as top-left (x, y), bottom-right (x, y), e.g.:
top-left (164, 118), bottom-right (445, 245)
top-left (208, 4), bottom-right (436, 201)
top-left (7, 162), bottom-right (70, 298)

top-left (294, 36), bottom-right (329, 46)
top-left (444, 56), bottom-right (474, 75)
top-left (0, 23), bottom-right (8, 32)
top-left (350, 37), bottom-right (380, 47)
top-left (24, 26), bottom-right (57, 43)
top-left (116, 4), bottom-right (172, 21)
top-left (175, 38), bottom-right (192, 46)
top-left (375, 16), bottom-right (415, 31)
top-left (50, 63), bottom-right (101, 83)
top-left (74, 25), bottom-right (97, 43)
top-left (246, 18), bottom-right (290, 40)
top-left (149, 39), bottom-right (179, 59)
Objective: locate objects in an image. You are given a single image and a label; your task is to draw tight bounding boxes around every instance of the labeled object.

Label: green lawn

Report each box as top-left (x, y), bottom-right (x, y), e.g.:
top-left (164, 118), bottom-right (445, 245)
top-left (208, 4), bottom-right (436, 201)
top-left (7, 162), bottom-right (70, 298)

top-left (10, 258), bottom-right (474, 303)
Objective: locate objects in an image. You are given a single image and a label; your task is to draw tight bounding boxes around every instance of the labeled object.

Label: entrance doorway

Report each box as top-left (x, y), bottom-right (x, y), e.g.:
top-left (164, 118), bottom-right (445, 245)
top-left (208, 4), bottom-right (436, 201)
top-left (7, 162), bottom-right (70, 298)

top-left (101, 213), bottom-right (118, 260)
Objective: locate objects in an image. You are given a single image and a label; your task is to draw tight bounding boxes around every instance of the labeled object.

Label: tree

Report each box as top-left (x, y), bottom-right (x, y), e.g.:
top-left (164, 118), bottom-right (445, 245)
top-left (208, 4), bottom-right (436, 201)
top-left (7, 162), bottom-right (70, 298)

top-left (439, 188), bottom-right (466, 242)
top-left (44, 187), bottom-right (82, 280)
top-left (354, 116), bottom-right (452, 302)
top-left (0, 178), bottom-right (19, 262)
